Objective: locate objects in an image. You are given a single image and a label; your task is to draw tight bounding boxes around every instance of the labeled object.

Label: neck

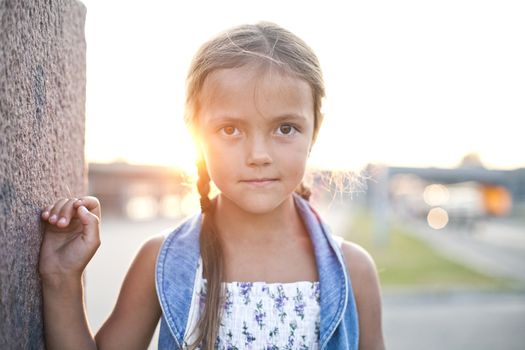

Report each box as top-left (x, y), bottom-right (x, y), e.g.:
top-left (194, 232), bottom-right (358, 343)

top-left (214, 193), bottom-right (303, 245)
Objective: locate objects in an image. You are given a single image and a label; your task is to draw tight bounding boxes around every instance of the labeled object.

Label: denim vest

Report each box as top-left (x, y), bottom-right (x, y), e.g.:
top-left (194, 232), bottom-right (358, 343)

top-left (155, 193), bottom-right (359, 349)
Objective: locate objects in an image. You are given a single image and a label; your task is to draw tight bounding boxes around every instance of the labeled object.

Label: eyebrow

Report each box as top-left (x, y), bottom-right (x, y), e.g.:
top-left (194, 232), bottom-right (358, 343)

top-left (272, 114), bottom-right (308, 123)
top-left (206, 114), bottom-right (308, 126)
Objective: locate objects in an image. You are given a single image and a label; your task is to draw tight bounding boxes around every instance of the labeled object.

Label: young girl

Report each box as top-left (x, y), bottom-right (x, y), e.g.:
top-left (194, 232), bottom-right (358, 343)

top-left (40, 22), bottom-right (385, 349)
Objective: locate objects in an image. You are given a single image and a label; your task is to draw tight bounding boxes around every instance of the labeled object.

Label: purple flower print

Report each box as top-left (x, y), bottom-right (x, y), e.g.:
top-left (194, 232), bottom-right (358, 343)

top-left (242, 321), bottom-right (256, 346)
top-left (269, 326), bottom-right (279, 338)
top-left (293, 288), bottom-right (306, 320)
top-left (312, 282), bottom-right (320, 303)
top-left (222, 289), bottom-right (234, 317)
top-left (254, 300), bottom-right (267, 330)
top-left (262, 284), bottom-right (270, 295)
top-left (299, 335), bottom-right (309, 350)
top-left (271, 285), bottom-right (289, 323)
top-left (226, 330), bottom-right (233, 341)
top-left (223, 332), bottom-right (239, 350)
top-left (284, 320), bottom-right (298, 350)
top-left (239, 282), bottom-right (254, 305)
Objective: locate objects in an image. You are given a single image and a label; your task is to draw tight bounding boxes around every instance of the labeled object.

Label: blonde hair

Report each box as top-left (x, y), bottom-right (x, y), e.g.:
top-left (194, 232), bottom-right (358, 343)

top-left (184, 21), bottom-right (325, 349)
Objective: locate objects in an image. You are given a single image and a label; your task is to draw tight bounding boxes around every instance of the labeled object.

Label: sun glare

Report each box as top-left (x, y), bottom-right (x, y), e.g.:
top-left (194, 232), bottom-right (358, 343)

top-left (82, 1), bottom-right (525, 172)
top-left (427, 207), bottom-right (449, 230)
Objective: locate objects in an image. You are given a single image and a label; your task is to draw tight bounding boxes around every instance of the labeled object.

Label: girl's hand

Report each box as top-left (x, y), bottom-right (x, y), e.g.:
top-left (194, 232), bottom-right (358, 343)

top-left (39, 196), bottom-right (102, 282)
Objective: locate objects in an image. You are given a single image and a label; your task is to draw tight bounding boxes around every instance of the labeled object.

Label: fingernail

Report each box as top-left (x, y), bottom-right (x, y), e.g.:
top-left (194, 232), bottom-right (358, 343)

top-left (50, 215), bottom-right (57, 222)
top-left (58, 217), bottom-right (67, 225)
top-left (42, 211), bottom-right (49, 217)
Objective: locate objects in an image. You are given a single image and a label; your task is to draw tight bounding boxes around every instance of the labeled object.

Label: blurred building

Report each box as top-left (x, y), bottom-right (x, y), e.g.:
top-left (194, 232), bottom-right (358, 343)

top-left (364, 163), bottom-right (525, 231)
top-left (87, 160), bottom-right (525, 225)
top-left (87, 162), bottom-right (191, 219)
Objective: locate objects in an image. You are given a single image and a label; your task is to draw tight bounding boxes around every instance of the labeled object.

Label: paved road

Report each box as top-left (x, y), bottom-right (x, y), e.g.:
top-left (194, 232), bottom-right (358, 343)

top-left (320, 202), bottom-right (525, 349)
top-left (85, 213), bottom-right (525, 349)
top-left (85, 216), bottom-right (175, 349)
top-left (383, 291), bottom-right (525, 350)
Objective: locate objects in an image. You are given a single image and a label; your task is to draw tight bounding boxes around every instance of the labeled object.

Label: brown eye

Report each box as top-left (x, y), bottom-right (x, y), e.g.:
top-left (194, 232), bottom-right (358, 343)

top-left (277, 124), bottom-right (296, 135)
top-left (222, 126), bottom-right (237, 135)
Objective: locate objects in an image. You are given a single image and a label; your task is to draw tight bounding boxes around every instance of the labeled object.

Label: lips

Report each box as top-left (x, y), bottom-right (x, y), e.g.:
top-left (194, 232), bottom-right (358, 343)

top-left (242, 178), bottom-right (278, 182)
top-left (240, 178), bottom-right (279, 186)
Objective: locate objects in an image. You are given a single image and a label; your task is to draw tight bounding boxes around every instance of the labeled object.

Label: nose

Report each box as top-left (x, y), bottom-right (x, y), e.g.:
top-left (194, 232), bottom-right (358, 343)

top-left (246, 134), bottom-right (272, 166)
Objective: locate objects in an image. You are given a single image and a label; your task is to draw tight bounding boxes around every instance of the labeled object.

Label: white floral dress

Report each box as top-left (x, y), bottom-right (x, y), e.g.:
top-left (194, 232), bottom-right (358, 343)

top-left (186, 272), bottom-right (321, 349)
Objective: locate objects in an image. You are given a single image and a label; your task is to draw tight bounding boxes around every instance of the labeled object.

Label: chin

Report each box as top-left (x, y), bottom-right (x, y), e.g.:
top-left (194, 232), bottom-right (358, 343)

top-left (225, 192), bottom-right (289, 215)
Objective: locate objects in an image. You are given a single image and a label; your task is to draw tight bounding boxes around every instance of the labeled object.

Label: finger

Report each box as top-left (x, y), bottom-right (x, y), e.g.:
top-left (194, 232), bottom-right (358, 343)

top-left (41, 204), bottom-right (55, 220)
top-left (75, 196), bottom-right (100, 211)
top-left (76, 205), bottom-right (101, 246)
top-left (56, 198), bottom-right (80, 228)
top-left (48, 198), bottom-right (69, 225)
top-left (75, 196), bottom-right (101, 219)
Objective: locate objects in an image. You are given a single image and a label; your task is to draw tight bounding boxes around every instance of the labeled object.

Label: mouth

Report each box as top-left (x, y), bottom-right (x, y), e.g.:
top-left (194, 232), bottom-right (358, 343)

top-left (240, 178), bottom-right (279, 186)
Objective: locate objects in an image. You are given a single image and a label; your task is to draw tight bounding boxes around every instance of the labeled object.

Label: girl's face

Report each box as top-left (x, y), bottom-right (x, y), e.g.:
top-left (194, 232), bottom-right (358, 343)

top-left (197, 64), bottom-right (315, 214)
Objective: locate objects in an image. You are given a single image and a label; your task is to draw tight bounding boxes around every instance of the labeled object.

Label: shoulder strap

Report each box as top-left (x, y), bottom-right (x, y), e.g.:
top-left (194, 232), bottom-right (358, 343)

top-left (331, 234), bottom-right (345, 249)
top-left (156, 213), bottom-right (202, 348)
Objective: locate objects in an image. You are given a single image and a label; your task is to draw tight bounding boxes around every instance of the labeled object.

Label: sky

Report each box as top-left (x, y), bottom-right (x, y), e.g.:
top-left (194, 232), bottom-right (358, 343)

top-left (81, 0), bottom-right (525, 172)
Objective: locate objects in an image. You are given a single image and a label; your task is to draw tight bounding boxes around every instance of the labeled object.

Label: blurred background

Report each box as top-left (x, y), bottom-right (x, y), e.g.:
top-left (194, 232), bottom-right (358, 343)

top-left (80, 1), bottom-right (525, 349)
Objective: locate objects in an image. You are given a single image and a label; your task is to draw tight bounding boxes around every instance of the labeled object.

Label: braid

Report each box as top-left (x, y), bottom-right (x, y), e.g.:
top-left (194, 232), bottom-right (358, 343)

top-left (196, 158), bottom-right (212, 213)
top-left (295, 181), bottom-right (312, 201)
top-left (187, 158), bottom-right (224, 350)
